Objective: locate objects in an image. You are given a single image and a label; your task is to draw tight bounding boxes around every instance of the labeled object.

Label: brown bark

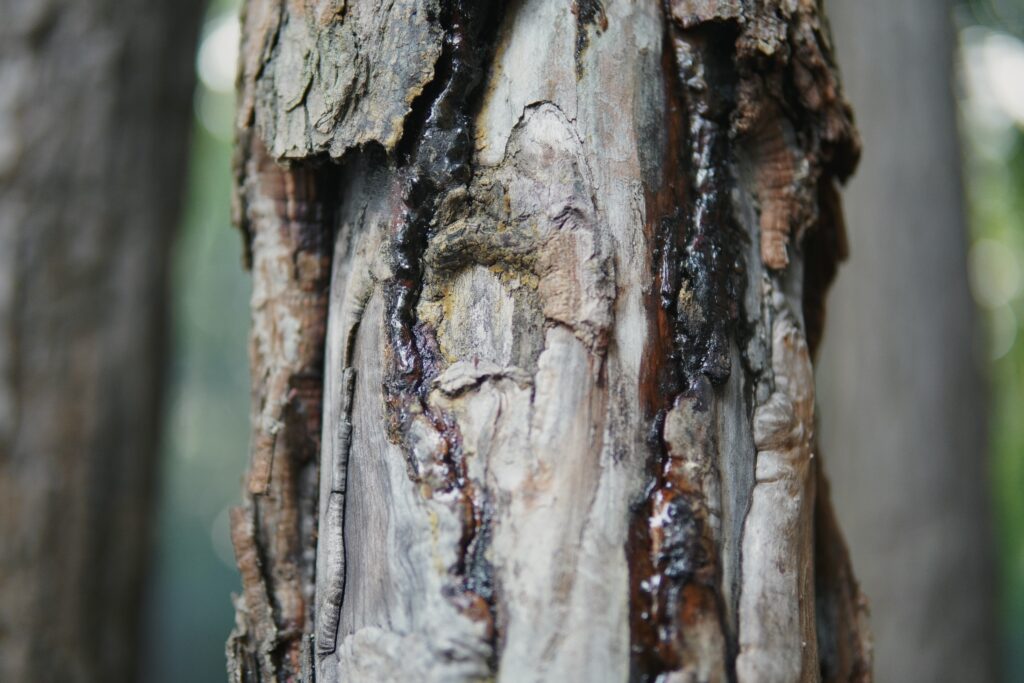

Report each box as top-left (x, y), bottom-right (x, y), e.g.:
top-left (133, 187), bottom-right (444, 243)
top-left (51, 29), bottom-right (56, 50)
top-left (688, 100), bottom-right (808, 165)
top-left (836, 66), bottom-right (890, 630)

top-left (229, 1), bottom-right (871, 680)
top-left (0, 1), bottom-right (202, 681)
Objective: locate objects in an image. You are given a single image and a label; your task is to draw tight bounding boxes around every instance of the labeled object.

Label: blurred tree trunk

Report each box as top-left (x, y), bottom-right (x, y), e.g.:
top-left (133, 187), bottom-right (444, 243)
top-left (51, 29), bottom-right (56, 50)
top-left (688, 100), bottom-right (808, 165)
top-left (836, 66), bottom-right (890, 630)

top-left (228, 1), bottom-right (870, 681)
top-left (0, 1), bottom-right (201, 681)
top-left (819, 0), bottom-right (997, 680)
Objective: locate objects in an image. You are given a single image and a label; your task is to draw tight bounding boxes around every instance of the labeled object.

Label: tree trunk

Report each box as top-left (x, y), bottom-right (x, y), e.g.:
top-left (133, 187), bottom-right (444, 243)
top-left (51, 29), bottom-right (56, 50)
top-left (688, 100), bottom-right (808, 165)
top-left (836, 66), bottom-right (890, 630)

top-left (817, 1), bottom-right (997, 680)
top-left (0, 1), bottom-right (201, 681)
top-left (228, 1), bottom-right (871, 680)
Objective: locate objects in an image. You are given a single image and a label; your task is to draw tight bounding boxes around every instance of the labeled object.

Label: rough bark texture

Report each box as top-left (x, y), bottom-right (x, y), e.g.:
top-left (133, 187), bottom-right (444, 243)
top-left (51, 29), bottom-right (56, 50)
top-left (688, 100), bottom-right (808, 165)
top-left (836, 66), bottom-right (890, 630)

top-left (818, 1), bottom-right (997, 680)
top-left (229, 1), bottom-right (871, 680)
top-left (0, 1), bottom-right (201, 681)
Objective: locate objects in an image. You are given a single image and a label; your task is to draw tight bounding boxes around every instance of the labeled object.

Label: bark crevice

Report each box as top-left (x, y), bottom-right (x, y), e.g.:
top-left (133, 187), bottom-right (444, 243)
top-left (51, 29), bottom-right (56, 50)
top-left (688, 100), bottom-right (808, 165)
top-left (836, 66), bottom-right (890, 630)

top-left (230, 1), bottom-right (871, 681)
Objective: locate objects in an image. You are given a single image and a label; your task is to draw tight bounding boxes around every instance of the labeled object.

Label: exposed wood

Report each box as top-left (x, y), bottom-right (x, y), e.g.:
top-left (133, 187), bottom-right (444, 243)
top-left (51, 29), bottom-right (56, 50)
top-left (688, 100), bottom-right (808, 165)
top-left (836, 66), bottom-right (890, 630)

top-left (0, 1), bottom-right (202, 681)
top-left (231, 0), bottom-right (871, 680)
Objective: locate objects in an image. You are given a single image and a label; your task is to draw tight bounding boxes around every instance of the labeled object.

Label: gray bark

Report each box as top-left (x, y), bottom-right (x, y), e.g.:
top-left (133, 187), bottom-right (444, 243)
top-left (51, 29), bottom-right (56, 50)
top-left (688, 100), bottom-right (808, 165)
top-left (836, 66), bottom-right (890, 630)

top-left (0, 1), bottom-right (201, 681)
top-left (818, 1), bottom-right (997, 680)
top-left (229, 1), bottom-right (871, 680)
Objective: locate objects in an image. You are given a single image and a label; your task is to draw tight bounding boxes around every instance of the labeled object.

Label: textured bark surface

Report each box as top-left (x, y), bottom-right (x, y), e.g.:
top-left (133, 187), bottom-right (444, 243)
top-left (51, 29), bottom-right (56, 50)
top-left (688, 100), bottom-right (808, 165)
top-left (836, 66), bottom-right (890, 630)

top-left (0, 0), bottom-right (201, 681)
top-left (818, 1), bottom-right (997, 680)
top-left (230, 1), bottom-right (871, 680)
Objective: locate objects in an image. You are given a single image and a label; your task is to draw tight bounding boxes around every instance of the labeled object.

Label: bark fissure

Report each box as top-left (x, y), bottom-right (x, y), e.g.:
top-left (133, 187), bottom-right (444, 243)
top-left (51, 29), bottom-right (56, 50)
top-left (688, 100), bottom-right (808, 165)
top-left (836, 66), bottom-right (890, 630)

top-left (624, 2), bottom-right (869, 681)
top-left (379, 1), bottom-right (510, 663)
top-left (231, 1), bottom-right (872, 681)
top-left (628, 16), bottom-right (744, 682)
top-left (572, 0), bottom-right (609, 77)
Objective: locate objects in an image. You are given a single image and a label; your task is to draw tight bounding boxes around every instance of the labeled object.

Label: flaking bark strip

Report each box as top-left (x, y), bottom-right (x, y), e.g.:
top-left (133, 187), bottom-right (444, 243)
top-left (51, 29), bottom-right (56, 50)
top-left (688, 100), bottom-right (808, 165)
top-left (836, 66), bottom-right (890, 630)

top-left (733, 2), bottom-right (859, 274)
top-left (746, 111), bottom-right (806, 271)
top-left (718, 3), bottom-right (864, 679)
top-left (229, 506), bottom-right (279, 679)
top-left (316, 368), bottom-right (355, 656)
top-left (315, 493), bottom-right (347, 656)
top-left (330, 369), bottom-right (356, 493)
top-left (245, 147), bottom-right (335, 495)
top-left (229, 132), bottom-right (338, 680)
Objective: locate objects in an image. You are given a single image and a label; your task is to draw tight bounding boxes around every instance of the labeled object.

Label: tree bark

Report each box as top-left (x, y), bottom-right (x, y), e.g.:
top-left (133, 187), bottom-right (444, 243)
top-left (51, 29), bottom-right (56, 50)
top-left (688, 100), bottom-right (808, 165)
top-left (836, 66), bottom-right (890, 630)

top-left (229, 1), bottom-right (871, 681)
top-left (0, 1), bottom-right (201, 681)
top-left (818, 1), bottom-right (997, 680)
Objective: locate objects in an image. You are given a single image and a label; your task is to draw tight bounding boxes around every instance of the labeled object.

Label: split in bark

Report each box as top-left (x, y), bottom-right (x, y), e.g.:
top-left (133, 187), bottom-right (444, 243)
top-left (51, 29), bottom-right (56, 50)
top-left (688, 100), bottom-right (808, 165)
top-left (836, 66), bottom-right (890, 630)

top-left (229, 1), bottom-right (872, 681)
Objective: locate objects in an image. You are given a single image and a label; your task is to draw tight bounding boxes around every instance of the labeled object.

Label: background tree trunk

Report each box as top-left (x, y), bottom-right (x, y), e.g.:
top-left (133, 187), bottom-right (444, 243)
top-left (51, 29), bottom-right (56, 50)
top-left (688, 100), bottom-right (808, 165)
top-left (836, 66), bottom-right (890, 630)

top-left (0, 1), bottom-right (202, 681)
top-left (818, 0), bottom-right (997, 680)
top-left (229, 1), bottom-right (871, 680)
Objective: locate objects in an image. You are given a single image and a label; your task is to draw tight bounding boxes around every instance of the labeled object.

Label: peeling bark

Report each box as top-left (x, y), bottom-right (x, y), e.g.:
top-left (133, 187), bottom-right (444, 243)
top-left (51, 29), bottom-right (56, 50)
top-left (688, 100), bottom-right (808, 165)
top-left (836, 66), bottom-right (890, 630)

top-left (231, 0), bottom-right (871, 680)
top-left (227, 137), bottom-right (337, 681)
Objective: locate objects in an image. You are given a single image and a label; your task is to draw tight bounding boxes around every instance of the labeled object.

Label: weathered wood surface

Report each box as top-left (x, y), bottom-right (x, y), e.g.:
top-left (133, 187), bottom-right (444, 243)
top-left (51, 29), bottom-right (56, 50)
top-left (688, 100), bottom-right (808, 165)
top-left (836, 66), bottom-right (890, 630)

top-left (819, 0), bottom-right (996, 680)
top-left (230, 0), bottom-right (871, 680)
top-left (0, 0), bottom-right (201, 681)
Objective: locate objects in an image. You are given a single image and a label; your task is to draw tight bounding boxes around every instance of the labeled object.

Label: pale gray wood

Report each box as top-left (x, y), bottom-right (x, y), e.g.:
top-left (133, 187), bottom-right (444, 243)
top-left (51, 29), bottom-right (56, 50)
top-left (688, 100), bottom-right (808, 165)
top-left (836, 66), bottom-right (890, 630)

top-left (233, 0), bottom-right (870, 680)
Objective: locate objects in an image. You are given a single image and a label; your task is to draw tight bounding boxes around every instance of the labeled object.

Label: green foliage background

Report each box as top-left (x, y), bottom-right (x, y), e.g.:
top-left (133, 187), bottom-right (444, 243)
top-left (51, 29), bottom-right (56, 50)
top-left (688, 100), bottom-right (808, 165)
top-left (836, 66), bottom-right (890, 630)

top-left (961, 1), bottom-right (1024, 677)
